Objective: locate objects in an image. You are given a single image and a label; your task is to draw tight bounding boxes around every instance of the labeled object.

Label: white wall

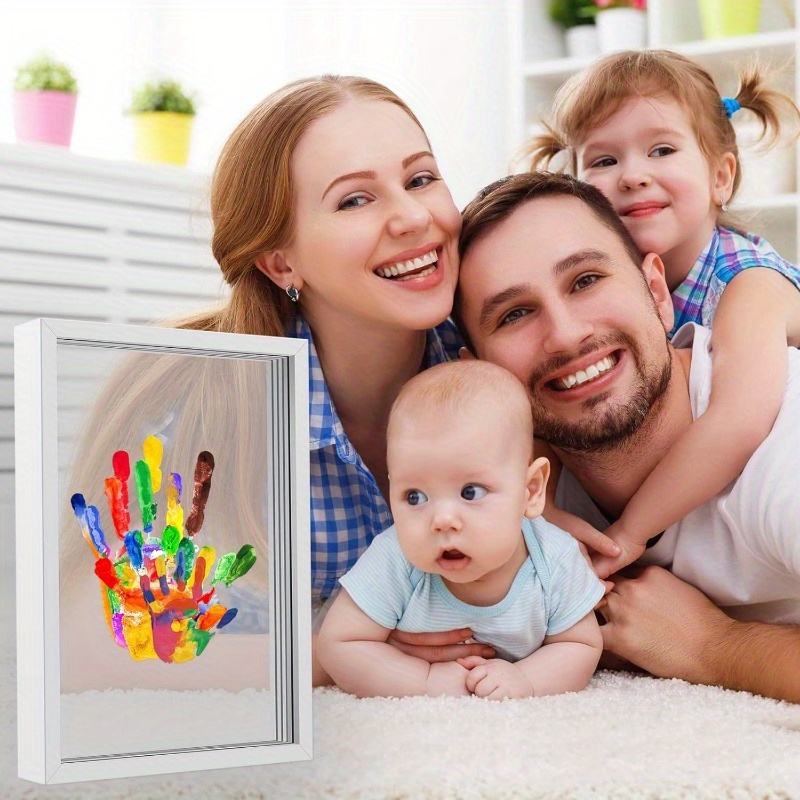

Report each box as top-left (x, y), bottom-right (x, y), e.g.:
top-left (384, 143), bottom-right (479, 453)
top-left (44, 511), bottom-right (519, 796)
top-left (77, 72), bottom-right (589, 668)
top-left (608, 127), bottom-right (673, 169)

top-left (0, 0), bottom-right (509, 207)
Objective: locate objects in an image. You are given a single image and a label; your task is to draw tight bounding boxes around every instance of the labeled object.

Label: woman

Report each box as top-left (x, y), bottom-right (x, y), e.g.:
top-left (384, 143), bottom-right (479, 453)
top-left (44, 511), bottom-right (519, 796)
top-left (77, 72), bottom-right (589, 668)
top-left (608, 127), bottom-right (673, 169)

top-left (61, 76), bottom-right (492, 690)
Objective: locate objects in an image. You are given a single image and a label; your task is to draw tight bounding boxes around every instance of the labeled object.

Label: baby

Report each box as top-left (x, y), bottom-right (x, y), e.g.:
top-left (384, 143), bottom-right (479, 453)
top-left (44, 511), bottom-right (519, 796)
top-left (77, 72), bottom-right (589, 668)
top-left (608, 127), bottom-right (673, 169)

top-left (318, 360), bottom-right (603, 699)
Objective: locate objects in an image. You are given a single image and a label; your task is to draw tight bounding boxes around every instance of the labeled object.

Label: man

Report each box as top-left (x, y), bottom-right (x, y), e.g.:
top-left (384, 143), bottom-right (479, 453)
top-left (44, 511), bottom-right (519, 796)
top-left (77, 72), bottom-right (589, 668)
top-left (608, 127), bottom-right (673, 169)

top-left (454, 172), bottom-right (800, 703)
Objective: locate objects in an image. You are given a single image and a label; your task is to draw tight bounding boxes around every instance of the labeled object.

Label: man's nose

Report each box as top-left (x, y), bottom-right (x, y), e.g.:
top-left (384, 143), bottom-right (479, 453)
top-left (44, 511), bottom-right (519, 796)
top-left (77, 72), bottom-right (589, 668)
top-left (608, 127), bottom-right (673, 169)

top-left (539, 301), bottom-right (594, 356)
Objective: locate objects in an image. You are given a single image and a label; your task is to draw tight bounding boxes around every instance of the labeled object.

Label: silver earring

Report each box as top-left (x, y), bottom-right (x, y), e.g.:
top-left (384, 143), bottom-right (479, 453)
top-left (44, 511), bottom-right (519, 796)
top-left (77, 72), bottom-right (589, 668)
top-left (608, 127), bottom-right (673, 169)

top-left (286, 284), bottom-right (300, 303)
top-left (721, 201), bottom-right (729, 213)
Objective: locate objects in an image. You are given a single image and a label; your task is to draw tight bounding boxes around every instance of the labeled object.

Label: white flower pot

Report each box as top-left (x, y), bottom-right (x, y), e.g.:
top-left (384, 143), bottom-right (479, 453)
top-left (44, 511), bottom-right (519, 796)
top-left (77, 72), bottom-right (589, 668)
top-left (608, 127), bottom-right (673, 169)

top-left (565, 25), bottom-right (600, 59)
top-left (596, 8), bottom-right (647, 53)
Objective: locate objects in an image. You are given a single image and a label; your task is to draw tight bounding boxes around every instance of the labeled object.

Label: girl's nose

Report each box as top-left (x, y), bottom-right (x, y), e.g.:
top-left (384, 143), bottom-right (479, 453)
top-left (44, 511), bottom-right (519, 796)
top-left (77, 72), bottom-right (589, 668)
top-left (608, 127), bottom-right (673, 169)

top-left (619, 160), bottom-right (651, 190)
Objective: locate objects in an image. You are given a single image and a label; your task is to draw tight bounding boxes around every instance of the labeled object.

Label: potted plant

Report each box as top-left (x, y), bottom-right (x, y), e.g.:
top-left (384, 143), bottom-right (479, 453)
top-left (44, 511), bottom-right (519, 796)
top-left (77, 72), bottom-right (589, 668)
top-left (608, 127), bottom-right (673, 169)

top-left (128, 80), bottom-right (197, 166)
top-left (593, 0), bottom-right (647, 53)
top-left (548, 0), bottom-right (599, 58)
top-left (698, 0), bottom-right (761, 39)
top-left (13, 52), bottom-right (78, 147)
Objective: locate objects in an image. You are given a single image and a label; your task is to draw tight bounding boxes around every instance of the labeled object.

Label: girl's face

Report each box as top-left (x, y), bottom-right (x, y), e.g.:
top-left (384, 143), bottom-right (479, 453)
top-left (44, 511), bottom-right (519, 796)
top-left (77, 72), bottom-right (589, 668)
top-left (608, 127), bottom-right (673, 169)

top-left (279, 98), bottom-right (461, 333)
top-left (576, 94), bottom-right (733, 286)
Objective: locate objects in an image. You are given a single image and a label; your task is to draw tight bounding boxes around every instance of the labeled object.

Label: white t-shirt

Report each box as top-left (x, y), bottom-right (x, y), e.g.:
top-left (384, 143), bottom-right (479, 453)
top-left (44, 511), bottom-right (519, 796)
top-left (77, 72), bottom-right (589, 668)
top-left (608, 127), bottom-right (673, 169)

top-left (556, 323), bottom-right (800, 624)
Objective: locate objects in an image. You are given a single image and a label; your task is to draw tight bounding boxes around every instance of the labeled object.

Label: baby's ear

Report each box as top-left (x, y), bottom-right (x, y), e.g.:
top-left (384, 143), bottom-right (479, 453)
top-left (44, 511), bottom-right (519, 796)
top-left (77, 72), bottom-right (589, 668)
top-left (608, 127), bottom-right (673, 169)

top-left (523, 456), bottom-right (550, 518)
top-left (458, 347), bottom-right (476, 361)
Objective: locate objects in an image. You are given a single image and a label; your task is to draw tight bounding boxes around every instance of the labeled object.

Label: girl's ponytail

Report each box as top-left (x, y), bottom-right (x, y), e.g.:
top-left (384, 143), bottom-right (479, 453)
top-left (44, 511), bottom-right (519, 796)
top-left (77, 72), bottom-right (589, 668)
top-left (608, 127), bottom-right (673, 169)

top-left (523, 123), bottom-right (571, 172)
top-left (733, 61), bottom-right (800, 149)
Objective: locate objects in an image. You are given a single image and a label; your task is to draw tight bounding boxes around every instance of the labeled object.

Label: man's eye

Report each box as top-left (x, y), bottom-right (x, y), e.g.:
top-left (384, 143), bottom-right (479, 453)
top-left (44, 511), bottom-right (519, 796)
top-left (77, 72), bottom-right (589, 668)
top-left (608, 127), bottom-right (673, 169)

top-left (589, 156), bottom-right (616, 168)
top-left (574, 274), bottom-right (599, 291)
top-left (499, 308), bottom-right (530, 327)
top-left (338, 195), bottom-right (369, 210)
top-left (461, 484), bottom-right (488, 501)
top-left (406, 172), bottom-right (438, 190)
top-left (650, 145), bottom-right (675, 158)
top-left (406, 489), bottom-right (428, 506)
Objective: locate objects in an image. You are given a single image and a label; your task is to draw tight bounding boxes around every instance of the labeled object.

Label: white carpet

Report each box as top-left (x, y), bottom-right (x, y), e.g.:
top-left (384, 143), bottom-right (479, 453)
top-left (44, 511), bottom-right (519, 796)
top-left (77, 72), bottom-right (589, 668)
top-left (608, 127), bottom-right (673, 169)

top-left (4, 667), bottom-right (800, 799)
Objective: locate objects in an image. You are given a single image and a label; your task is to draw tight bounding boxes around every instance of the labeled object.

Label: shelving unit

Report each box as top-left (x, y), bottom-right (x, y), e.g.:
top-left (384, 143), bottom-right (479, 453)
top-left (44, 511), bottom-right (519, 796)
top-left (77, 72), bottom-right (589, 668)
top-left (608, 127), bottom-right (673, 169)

top-left (508, 0), bottom-right (800, 260)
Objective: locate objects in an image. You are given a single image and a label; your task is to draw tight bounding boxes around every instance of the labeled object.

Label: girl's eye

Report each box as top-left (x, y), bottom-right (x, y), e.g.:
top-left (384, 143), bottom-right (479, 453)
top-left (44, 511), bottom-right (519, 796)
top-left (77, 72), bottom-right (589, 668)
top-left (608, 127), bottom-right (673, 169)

top-left (589, 156), bottom-right (616, 169)
top-left (461, 484), bottom-right (488, 501)
top-left (338, 194), bottom-right (370, 211)
top-left (406, 172), bottom-right (438, 190)
top-left (406, 489), bottom-right (428, 506)
top-left (574, 274), bottom-right (599, 291)
top-left (499, 308), bottom-right (530, 327)
top-left (650, 145), bottom-right (675, 158)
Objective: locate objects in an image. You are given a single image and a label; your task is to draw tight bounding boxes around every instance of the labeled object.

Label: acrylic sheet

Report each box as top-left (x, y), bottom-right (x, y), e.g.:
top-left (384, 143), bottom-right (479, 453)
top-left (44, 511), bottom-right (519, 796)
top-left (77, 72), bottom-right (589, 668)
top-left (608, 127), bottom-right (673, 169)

top-left (15, 319), bottom-right (312, 783)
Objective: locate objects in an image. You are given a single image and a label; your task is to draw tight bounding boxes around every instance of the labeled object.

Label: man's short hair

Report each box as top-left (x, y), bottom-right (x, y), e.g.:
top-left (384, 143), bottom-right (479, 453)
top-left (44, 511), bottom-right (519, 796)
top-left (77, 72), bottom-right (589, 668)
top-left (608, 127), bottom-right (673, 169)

top-left (454, 173), bottom-right (644, 349)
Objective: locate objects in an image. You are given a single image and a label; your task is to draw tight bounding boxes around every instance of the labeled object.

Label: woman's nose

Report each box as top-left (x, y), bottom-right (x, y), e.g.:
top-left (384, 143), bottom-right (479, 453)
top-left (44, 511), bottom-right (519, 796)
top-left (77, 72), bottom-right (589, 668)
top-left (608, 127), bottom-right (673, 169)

top-left (387, 192), bottom-right (432, 237)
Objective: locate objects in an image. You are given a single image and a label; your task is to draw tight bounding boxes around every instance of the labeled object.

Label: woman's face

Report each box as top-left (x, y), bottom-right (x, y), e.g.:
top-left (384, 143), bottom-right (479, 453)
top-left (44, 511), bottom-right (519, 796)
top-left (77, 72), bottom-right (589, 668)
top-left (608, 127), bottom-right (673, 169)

top-left (281, 98), bottom-right (461, 333)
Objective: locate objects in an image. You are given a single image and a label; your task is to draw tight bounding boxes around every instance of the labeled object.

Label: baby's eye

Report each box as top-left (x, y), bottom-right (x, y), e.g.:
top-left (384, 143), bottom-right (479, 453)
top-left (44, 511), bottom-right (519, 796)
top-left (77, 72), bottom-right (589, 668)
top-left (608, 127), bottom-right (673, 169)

top-left (499, 308), bottom-right (530, 327)
top-left (406, 172), bottom-right (438, 190)
top-left (649, 145), bottom-right (675, 158)
top-left (461, 484), bottom-right (488, 501)
top-left (338, 194), bottom-right (370, 211)
top-left (589, 156), bottom-right (617, 169)
top-left (406, 489), bottom-right (428, 506)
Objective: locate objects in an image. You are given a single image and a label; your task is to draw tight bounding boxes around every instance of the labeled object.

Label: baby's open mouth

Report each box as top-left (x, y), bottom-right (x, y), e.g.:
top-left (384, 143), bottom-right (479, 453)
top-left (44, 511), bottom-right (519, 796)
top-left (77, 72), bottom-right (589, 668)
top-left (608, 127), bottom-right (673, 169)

top-left (441, 549), bottom-right (466, 560)
top-left (374, 248), bottom-right (439, 281)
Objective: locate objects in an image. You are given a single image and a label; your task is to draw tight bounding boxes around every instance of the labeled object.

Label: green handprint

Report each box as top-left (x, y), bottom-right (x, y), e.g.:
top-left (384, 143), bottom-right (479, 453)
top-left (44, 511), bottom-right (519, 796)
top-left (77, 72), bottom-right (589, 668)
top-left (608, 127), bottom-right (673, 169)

top-left (71, 435), bottom-right (257, 663)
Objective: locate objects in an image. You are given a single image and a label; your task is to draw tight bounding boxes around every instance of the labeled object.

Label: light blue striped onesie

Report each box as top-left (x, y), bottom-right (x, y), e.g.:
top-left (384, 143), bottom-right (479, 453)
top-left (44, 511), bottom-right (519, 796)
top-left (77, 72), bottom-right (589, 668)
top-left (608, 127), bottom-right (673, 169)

top-left (339, 517), bottom-right (604, 662)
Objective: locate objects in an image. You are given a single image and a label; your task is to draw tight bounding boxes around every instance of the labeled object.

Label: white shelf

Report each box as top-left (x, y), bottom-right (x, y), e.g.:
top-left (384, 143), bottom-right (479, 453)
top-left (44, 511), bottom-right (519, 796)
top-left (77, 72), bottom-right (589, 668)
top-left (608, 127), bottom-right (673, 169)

top-left (510, 0), bottom-right (800, 262)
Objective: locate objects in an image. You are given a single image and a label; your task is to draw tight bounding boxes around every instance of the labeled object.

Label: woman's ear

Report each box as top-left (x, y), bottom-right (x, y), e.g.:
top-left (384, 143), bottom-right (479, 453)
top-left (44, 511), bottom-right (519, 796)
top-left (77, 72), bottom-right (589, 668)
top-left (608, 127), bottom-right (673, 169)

top-left (641, 253), bottom-right (674, 333)
top-left (523, 456), bottom-right (550, 519)
top-left (254, 251), bottom-right (303, 293)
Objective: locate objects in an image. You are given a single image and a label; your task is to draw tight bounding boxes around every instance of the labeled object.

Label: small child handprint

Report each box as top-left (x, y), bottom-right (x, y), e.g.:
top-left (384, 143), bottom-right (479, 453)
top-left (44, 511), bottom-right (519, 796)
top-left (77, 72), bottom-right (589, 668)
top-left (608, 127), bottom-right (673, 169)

top-left (71, 435), bottom-right (257, 663)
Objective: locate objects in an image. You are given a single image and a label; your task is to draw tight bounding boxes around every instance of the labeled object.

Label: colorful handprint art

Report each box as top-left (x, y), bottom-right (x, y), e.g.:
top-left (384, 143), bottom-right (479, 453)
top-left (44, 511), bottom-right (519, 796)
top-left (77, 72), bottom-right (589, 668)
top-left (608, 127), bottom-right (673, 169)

top-left (70, 435), bottom-right (257, 663)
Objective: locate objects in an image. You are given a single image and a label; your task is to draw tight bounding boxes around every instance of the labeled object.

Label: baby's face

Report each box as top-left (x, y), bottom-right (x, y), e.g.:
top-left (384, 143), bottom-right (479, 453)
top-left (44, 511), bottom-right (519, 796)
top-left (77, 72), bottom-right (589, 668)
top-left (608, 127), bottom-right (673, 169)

top-left (387, 403), bottom-right (533, 586)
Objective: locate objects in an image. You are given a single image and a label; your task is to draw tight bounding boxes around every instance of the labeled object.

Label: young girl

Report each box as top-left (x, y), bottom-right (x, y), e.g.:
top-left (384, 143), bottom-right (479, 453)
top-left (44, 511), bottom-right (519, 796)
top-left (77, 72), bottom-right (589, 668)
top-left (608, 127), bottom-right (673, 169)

top-left (526, 49), bottom-right (800, 578)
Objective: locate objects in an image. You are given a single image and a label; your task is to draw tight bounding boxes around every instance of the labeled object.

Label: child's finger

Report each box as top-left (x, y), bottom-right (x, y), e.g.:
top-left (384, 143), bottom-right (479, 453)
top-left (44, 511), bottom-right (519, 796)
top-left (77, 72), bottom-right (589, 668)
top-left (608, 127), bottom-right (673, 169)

top-left (456, 655), bottom-right (486, 670)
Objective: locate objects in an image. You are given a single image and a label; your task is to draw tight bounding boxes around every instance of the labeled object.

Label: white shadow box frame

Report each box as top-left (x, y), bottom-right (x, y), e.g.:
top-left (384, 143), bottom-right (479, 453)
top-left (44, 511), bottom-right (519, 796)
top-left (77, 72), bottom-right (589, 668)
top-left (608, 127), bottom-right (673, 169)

top-left (15, 318), bottom-right (311, 784)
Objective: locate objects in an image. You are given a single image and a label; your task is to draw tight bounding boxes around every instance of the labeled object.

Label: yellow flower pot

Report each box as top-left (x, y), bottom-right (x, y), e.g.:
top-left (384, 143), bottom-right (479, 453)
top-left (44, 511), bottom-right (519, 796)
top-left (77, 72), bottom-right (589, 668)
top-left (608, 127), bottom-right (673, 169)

top-left (698, 0), bottom-right (761, 39)
top-left (133, 112), bottom-right (194, 166)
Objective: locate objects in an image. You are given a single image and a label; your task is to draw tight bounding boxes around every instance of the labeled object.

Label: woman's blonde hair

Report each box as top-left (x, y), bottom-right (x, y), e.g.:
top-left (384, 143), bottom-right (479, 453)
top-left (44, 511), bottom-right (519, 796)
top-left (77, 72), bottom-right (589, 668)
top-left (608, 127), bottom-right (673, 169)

top-left (525, 50), bottom-right (800, 205)
top-left (176, 74), bottom-right (429, 337)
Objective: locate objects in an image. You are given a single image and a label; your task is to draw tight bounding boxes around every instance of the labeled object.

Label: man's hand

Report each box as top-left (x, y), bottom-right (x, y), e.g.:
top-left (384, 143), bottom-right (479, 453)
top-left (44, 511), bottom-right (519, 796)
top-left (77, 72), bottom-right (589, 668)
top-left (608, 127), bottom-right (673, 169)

top-left (457, 656), bottom-right (534, 700)
top-left (598, 565), bottom-right (729, 684)
top-left (388, 628), bottom-right (496, 663)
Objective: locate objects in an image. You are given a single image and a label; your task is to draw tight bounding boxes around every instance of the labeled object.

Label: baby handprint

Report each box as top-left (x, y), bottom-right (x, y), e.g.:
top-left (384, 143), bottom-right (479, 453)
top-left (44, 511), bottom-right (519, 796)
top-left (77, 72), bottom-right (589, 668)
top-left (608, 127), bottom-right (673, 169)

top-left (71, 435), bottom-right (256, 663)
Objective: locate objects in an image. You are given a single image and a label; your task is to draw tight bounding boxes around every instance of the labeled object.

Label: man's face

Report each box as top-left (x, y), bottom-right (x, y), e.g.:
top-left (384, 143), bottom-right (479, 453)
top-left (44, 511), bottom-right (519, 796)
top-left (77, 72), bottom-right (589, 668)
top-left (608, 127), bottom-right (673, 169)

top-left (458, 196), bottom-right (675, 452)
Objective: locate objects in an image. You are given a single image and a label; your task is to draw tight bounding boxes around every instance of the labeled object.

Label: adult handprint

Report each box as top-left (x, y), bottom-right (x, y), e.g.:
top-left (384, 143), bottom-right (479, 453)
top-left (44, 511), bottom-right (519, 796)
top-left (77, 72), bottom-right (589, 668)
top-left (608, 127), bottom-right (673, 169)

top-left (71, 435), bottom-right (257, 663)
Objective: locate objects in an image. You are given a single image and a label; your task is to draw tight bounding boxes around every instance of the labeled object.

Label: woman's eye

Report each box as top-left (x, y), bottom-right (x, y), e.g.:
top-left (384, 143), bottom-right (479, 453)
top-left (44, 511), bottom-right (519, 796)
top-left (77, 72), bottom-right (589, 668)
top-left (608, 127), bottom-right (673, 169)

top-left (589, 156), bottom-right (616, 169)
top-left (406, 172), bottom-right (437, 190)
top-left (499, 308), bottom-right (530, 327)
top-left (461, 484), bottom-right (488, 501)
top-left (406, 489), bottom-right (428, 506)
top-left (338, 194), bottom-right (369, 211)
top-left (650, 145), bottom-right (675, 158)
top-left (574, 274), bottom-right (599, 291)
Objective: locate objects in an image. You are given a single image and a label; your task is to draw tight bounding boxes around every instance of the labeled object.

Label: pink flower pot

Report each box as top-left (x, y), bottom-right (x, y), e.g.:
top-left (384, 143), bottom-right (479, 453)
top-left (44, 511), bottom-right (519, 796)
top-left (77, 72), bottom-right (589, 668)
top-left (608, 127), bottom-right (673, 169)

top-left (13, 90), bottom-right (77, 147)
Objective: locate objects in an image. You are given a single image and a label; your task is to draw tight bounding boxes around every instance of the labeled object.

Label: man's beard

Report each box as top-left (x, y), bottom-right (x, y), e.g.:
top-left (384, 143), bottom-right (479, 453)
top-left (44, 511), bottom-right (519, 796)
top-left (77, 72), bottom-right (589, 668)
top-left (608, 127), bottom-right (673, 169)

top-left (527, 332), bottom-right (672, 453)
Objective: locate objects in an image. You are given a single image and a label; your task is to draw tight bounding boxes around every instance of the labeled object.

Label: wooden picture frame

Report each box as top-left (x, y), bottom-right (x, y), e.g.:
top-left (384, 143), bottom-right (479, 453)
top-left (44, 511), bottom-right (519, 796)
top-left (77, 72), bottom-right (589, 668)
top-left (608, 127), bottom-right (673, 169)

top-left (15, 318), bottom-right (311, 783)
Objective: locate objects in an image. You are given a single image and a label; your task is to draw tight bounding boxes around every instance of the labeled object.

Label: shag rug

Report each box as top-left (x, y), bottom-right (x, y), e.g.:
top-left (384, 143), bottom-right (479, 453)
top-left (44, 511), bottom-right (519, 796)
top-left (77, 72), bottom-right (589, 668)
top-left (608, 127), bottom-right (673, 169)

top-left (3, 665), bottom-right (800, 799)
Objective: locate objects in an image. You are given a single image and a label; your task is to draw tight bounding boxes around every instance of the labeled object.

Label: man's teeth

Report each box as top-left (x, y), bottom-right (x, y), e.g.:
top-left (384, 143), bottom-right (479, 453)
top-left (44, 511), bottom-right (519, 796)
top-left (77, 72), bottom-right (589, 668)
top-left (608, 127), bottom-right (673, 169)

top-left (376, 248), bottom-right (437, 279)
top-left (555, 355), bottom-right (617, 390)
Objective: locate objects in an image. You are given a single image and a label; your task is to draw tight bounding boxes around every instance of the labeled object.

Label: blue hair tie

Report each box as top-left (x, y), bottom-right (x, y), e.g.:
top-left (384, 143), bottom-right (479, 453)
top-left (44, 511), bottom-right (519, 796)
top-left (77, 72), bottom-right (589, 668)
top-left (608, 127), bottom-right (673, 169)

top-left (722, 97), bottom-right (741, 118)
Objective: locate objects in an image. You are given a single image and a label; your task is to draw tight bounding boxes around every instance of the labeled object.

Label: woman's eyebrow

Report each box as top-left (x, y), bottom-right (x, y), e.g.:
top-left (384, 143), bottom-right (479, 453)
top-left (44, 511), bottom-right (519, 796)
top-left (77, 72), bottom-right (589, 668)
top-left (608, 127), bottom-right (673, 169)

top-left (321, 151), bottom-right (434, 201)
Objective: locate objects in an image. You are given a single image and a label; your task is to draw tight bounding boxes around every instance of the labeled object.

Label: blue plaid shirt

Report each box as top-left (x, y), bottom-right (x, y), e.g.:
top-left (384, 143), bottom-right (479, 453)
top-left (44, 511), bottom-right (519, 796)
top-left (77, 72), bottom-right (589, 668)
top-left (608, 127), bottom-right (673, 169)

top-left (670, 226), bottom-right (800, 338)
top-left (291, 313), bottom-right (463, 604)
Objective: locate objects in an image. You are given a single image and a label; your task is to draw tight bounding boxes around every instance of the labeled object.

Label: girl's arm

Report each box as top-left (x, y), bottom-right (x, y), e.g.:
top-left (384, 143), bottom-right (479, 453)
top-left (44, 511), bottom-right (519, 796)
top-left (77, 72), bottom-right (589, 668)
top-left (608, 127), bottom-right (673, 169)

top-left (317, 590), bottom-right (470, 698)
top-left (593, 267), bottom-right (797, 579)
top-left (538, 438), bottom-right (621, 559)
top-left (457, 612), bottom-right (602, 699)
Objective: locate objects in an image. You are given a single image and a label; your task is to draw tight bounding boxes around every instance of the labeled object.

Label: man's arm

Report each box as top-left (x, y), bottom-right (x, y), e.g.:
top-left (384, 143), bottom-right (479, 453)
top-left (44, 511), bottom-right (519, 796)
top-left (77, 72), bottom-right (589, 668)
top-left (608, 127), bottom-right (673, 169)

top-left (600, 566), bottom-right (800, 703)
top-left (317, 590), bottom-right (470, 698)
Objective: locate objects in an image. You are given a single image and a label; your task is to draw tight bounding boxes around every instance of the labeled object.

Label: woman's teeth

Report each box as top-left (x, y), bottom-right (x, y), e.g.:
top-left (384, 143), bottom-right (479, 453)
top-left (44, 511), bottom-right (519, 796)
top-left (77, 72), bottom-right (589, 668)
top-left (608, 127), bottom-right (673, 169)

top-left (375, 249), bottom-right (438, 279)
top-left (555, 355), bottom-right (617, 390)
